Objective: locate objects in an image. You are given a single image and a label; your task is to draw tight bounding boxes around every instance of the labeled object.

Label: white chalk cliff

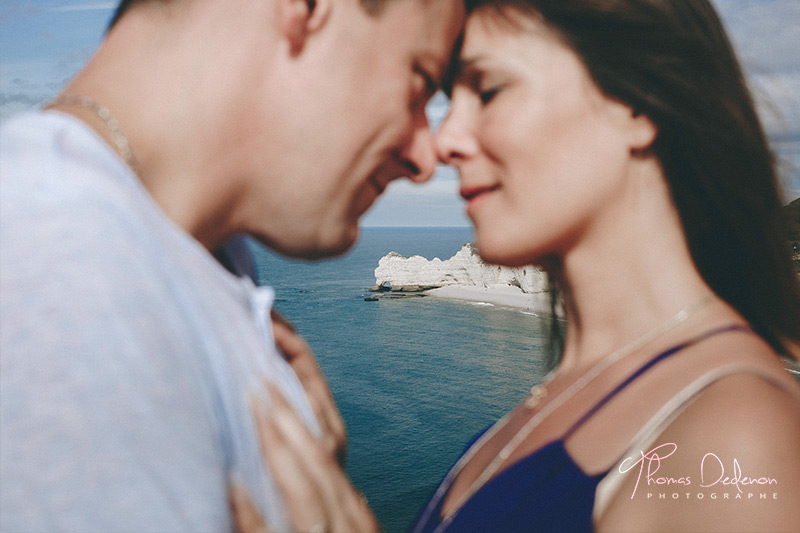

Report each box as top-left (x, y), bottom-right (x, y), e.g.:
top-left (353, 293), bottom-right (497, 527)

top-left (372, 243), bottom-right (548, 293)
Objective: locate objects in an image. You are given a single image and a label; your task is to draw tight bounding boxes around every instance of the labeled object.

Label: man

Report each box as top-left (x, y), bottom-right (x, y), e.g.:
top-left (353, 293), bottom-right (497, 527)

top-left (0, 0), bottom-right (464, 530)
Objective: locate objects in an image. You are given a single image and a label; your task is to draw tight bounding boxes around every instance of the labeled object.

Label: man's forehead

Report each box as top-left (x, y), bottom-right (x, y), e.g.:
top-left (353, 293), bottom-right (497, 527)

top-left (390, 0), bottom-right (465, 34)
top-left (362, 0), bottom-right (464, 81)
top-left (408, 1), bottom-right (466, 59)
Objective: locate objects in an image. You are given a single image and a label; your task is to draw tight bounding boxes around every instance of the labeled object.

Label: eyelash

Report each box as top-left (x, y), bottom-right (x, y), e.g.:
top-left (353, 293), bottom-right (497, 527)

top-left (414, 67), bottom-right (438, 99)
top-left (467, 72), bottom-right (504, 106)
top-left (422, 73), bottom-right (438, 96)
top-left (479, 87), bottom-right (501, 105)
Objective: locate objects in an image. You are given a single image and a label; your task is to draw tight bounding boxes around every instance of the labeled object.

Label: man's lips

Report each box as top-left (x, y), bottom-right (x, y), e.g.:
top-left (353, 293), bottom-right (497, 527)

top-left (460, 184), bottom-right (500, 201)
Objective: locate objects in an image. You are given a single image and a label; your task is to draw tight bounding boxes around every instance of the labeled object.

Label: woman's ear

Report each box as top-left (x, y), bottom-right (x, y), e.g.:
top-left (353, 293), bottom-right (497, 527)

top-left (602, 95), bottom-right (659, 154)
top-left (627, 108), bottom-right (658, 154)
top-left (279, 0), bottom-right (332, 56)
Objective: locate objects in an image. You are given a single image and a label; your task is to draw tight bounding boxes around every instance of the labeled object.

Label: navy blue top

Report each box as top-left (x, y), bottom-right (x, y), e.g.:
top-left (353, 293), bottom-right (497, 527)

top-left (411, 325), bottom-right (752, 533)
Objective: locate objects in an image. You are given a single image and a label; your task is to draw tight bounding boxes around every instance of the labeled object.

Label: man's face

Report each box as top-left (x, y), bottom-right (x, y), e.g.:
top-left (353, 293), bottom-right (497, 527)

top-left (252, 0), bottom-right (464, 259)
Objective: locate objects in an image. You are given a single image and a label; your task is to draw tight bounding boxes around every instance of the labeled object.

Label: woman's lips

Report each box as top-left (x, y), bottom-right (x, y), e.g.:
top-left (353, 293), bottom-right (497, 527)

top-left (461, 184), bottom-right (499, 202)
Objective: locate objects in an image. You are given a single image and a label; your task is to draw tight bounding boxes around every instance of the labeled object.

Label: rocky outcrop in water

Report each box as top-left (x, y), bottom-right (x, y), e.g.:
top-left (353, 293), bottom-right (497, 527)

top-left (372, 243), bottom-right (548, 293)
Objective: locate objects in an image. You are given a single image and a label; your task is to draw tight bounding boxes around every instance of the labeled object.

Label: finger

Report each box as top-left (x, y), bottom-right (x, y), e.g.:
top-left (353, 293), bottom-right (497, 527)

top-left (265, 387), bottom-right (343, 498)
top-left (268, 319), bottom-right (333, 417)
top-left (261, 369), bottom-right (347, 467)
top-left (266, 389), bottom-right (365, 532)
top-left (265, 388), bottom-right (380, 533)
top-left (317, 396), bottom-right (348, 465)
top-left (344, 489), bottom-right (381, 533)
top-left (265, 386), bottom-right (329, 464)
top-left (270, 315), bottom-right (307, 366)
top-left (295, 376), bottom-right (337, 435)
top-left (252, 395), bottom-right (329, 532)
top-left (270, 309), bottom-right (296, 333)
top-left (228, 481), bottom-right (271, 533)
top-left (268, 318), bottom-right (337, 438)
top-left (271, 325), bottom-right (307, 365)
top-left (270, 317), bottom-right (322, 385)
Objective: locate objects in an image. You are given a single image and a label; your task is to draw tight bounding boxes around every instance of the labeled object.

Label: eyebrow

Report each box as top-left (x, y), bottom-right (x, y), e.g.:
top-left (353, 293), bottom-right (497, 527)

top-left (439, 34), bottom-right (466, 95)
top-left (458, 54), bottom-right (496, 77)
top-left (443, 55), bottom-right (486, 95)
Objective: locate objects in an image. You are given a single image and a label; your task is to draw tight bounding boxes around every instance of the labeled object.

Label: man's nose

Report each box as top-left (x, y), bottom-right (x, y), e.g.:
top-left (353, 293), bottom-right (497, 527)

top-left (400, 114), bottom-right (437, 183)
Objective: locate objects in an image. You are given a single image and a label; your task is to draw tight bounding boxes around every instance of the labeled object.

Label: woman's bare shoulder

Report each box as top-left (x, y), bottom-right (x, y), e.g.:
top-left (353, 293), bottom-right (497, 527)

top-left (598, 345), bottom-right (800, 532)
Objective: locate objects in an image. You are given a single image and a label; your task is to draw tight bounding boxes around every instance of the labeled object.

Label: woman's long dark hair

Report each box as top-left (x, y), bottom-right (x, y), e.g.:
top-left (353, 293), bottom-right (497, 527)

top-left (467, 0), bottom-right (800, 363)
top-left (108, 0), bottom-right (138, 30)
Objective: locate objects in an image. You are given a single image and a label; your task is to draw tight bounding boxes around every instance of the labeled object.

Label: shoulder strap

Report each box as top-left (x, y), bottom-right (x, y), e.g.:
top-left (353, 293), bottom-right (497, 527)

top-left (562, 325), bottom-right (752, 440)
top-left (591, 362), bottom-right (799, 522)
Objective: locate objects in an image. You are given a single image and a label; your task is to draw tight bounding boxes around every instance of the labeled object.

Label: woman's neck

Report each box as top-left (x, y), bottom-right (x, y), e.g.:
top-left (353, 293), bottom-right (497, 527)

top-left (553, 161), bottom-right (712, 374)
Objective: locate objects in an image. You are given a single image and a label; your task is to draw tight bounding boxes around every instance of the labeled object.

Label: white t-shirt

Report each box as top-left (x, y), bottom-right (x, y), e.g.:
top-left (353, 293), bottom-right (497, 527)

top-left (0, 111), bottom-right (318, 532)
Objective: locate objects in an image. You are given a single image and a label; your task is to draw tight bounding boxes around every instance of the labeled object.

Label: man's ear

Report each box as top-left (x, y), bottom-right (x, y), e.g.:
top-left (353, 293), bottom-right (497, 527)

top-left (280, 0), bottom-right (332, 56)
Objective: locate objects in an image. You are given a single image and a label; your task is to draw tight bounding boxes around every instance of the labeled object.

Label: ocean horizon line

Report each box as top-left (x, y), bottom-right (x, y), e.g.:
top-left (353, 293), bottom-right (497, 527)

top-left (360, 225), bottom-right (472, 229)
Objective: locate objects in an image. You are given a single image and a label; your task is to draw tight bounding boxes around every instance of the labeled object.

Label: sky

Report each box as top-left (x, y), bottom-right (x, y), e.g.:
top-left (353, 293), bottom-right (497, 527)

top-left (1, 0), bottom-right (798, 227)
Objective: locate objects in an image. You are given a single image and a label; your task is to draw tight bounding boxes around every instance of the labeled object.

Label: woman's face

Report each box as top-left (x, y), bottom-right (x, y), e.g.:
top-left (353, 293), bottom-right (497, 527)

top-left (437, 9), bottom-right (648, 267)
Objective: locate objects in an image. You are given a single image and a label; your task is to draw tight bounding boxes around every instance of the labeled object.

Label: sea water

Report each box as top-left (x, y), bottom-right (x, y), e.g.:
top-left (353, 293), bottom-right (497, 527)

top-left (249, 227), bottom-right (551, 532)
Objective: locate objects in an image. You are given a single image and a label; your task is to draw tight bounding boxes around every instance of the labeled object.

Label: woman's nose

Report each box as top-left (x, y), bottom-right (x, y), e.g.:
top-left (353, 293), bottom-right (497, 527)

top-left (435, 107), bottom-right (476, 166)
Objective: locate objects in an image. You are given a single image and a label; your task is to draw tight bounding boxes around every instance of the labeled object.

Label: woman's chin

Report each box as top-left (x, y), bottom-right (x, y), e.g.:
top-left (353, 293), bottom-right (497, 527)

top-left (477, 231), bottom-right (560, 268)
top-left (475, 241), bottom-right (534, 268)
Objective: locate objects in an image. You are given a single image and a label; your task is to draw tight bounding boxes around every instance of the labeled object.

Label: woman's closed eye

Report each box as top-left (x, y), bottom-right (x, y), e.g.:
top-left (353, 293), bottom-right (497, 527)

top-left (478, 85), bottom-right (503, 105)
top-left (462, 67), bottom-right (505, 106)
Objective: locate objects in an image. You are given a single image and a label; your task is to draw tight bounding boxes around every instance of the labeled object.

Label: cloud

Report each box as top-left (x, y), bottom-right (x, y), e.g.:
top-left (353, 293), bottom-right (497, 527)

top-left (0, 92), bottom-right (50, 120)
top-left (51, 2), bottom-right (115, 12)
top-left (0, 60), bottom-right (66, 118)
top-left (0, 92), bottom-right (47, 106)
top-left (53, 45), bottom-right (98, 71)
top-left (750, 71), bottom-right (800, 138)
top-left (715, 0), bottom-right (800, 74)
top-left (0, 1), bottom-right (44, 23)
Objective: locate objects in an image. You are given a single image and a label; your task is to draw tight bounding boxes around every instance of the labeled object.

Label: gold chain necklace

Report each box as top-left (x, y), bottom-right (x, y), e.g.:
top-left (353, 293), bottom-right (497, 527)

top-left (46, 94), bottom-right (138, 173)
top-left (413, 293), bottom-right (714, 533)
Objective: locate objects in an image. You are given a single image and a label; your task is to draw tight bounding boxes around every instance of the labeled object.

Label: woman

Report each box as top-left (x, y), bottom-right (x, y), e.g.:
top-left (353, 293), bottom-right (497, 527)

top-left (241, 0), bottom-right (800, 531)
top-left (411, 0), bottom-right (800, 530)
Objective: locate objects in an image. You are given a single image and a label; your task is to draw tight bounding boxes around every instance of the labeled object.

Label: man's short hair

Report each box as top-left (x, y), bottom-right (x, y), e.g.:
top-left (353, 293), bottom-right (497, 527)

top-left (110, 0), bottom-right (395, 30)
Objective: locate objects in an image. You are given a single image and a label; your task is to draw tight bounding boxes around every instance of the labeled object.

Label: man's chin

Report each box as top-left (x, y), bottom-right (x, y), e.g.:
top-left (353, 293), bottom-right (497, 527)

top-left (309, 237), bottom-right (357, 260)
top-left (292, 227), bottom-right (360, 261)
top-left (251, 223), bottom-right (360, 261)
top-left (324, 225), bottom-right (360, 258)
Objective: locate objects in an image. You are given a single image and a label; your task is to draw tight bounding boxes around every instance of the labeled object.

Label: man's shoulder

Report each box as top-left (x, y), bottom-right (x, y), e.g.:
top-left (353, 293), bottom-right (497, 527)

top-left (1, 110), bottom-right (102, 172)
top-left (2, 111), bottom-right (178, 277)
top-left (2, 111), bottom-right (140, 222)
